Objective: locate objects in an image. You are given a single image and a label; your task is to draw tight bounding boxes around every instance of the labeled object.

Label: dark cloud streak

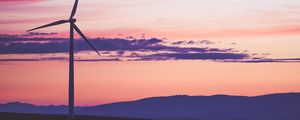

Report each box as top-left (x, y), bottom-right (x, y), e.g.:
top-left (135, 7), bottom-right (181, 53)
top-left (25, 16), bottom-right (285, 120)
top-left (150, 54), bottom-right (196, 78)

top-left (21, 32), bottom-right (58, 37)
top-left (0, 36), bottom-right (224, 54)
top-left (235, 58), bottom-right (300, 63)
top-left (0, 35), bottom-right (257, 62)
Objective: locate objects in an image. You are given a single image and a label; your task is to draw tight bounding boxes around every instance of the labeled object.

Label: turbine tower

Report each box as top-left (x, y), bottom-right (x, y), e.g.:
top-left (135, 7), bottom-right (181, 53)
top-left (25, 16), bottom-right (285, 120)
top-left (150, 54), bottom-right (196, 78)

top-left (27, 0), bottom-right (100, 118)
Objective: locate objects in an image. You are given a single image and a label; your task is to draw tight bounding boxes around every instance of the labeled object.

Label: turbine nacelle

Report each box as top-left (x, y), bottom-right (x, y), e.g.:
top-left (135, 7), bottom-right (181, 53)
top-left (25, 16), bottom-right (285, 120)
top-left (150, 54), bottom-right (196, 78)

top-left (69, 18), bottom-right (77, 23)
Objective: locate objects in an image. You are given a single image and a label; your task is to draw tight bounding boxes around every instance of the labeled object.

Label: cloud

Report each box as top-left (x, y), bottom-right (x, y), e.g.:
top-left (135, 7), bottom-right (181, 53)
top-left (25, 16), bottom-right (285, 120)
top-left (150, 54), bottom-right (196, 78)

top-left (76, 58), bottom-right (121, 62)
top-left (0, 34), bottom-right (67, 42)
top-left (21, 32), bottom-right (58, 37)
top-left (155, 53), bottom-right (247, 60)
top-left (171, 40), bottom-right (215, 45)
top-left (0, 34), bottom-right (256, 62)
top-left (0, 36), bottom-right (223, 54)
top-left (0, 59), bottom-right (41, 62)
top-left (234, 58), bottom-right (300, 63)
top-left (132, 53), bottom-right (248, 61)
top-left (0, 58), bottom-right (121, 62)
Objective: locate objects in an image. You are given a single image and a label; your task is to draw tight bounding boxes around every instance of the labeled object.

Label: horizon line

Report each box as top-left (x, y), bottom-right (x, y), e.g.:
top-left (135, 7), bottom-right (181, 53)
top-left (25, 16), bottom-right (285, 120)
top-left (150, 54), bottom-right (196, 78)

top-left (1, 92), bottom-right (299, 106)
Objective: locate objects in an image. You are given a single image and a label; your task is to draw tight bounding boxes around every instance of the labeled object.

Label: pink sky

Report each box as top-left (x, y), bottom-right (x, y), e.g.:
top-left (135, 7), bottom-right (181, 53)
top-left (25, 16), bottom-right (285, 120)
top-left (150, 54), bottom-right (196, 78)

top-left (0, 0), bottom-right (300, 105)
top-left (1, 61), bottom-right (300, 105)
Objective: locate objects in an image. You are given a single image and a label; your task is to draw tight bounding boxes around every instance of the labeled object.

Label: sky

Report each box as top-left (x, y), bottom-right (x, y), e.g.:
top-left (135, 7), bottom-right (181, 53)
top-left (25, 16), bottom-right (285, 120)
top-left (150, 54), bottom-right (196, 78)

top-left (0, 0), bottom-right (300, 105)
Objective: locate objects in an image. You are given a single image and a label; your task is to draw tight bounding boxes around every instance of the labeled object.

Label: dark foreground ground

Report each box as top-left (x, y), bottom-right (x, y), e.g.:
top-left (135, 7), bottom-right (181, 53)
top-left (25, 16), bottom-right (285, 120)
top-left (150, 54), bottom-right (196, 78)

top-left (0, 112), bottom-right (149, 120)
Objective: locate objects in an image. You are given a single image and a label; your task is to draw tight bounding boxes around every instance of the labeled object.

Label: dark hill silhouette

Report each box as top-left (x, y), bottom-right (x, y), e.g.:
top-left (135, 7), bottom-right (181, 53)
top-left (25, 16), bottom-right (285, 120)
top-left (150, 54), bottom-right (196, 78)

top-left (0, 112), bottom-right (148, 120)
top-left (1, 93), bottom-right (300, 120)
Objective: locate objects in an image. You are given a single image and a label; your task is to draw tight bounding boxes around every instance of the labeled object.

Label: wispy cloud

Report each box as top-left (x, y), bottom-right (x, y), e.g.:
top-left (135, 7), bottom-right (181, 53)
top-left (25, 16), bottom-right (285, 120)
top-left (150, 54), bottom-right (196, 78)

top-left (21, 32), bottom-right (58, 37)
top-left (224, 58), bottom-right (300, 63)
top-left (131, 53), bottom-right (248, 61)
top-left (171, 40), bottom-right (215, 45)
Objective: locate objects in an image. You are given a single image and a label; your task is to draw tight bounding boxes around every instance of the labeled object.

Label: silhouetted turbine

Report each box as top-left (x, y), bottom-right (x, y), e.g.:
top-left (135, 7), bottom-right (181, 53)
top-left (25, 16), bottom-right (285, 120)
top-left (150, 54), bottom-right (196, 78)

top-left (27, 0), bottom-right (100, 118)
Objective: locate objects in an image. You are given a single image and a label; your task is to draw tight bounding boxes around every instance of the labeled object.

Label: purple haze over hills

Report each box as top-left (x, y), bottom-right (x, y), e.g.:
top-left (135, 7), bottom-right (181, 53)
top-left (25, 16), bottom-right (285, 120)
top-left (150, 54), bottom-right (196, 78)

top-left (0, 93), bottom-right (300, 120)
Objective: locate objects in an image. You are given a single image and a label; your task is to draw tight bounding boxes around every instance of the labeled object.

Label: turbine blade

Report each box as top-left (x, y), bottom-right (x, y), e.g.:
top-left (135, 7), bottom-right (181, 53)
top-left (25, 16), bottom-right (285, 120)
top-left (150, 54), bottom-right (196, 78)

top-left (73, 24), bottom-right (101, 56)
top-left (70, 0), bottom-right (79, 19)
top-left (27, 20), bottom-right (68, 32)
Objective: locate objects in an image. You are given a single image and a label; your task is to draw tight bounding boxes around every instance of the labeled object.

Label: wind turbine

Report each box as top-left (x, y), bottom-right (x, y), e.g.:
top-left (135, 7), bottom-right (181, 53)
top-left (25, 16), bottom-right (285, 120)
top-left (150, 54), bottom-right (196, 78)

top-left (27, 0), bottom-right (100, 118)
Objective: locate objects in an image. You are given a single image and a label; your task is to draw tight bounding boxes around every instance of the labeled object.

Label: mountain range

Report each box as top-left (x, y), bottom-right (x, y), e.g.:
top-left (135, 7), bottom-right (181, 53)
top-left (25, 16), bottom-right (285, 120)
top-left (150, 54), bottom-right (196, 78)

top-left (1, 93), bottom-right (300, 120)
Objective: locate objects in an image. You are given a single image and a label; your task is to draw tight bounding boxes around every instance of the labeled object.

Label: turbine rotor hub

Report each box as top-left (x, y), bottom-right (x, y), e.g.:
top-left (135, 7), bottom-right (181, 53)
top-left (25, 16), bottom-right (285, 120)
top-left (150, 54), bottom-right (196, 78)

top-left (69, 18), bottom-right (77, 23)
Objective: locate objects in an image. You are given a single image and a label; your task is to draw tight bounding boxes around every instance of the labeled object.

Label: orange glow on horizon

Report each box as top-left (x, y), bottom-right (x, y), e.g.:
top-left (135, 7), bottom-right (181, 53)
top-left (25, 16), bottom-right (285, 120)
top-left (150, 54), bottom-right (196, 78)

top-left (0, 61), bottom-right (299, 106)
